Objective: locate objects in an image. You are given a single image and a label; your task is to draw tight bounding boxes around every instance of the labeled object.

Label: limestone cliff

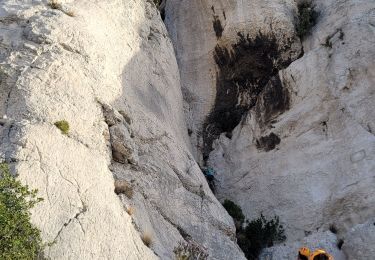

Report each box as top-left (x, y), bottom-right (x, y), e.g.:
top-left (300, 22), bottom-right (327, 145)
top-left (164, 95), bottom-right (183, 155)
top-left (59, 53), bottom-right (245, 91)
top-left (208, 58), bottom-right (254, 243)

top-left (0, 0), bottom-right (243, 259)
top-left (0, 0), bottom-right (374, 259)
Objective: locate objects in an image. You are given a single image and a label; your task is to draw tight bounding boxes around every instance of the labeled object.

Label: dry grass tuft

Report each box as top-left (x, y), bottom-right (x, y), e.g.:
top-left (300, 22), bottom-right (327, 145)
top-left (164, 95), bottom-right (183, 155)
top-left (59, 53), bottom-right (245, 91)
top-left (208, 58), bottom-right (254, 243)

top-left (48, 0), bottom-right (75, 17)
top-left (141, 232), bottom-right (152, 247)
top-left (65, 10), bottom-right (75, 17)
top-left (114, 180), bottom-right (134, 199)
top-left (48, 0), bottom-right (61, 9)
top-left (126, 206), bottom-right (135, 216)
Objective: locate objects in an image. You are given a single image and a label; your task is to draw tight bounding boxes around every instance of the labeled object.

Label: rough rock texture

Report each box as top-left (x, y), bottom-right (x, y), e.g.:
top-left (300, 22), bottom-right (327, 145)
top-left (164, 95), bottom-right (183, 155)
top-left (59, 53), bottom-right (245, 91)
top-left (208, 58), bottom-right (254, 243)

top-left (0, 0), bottom-right (244, 259)
top-left (260, 231), bottom-right (346, 260)
top-left (167, 0), bottom-right (375, 251)
top-left (342, 218), bottom-right (375, 259)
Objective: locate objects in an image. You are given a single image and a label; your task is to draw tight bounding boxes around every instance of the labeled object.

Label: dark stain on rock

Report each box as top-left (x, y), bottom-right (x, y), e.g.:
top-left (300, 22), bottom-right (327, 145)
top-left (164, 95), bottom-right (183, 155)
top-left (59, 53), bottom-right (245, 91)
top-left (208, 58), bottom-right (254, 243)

top-left (256, 132), bottom-right (281, 151)
top-left (255, 75), bottom-right (290, 129)
top-left (213, 15), bottom-right (224, 39)
top-left (202, 32), bottom-right (292, 157)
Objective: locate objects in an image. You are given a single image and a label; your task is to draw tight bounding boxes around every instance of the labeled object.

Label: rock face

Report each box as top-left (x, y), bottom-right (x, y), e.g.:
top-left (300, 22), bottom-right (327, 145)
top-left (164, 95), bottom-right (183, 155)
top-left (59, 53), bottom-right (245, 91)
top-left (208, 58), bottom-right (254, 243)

top-left (0, 0), bottom-right (244, 259)
top-left (342, 218), bottom-right (375, 260)
top-left (260, 231), bottom-right (346, 260)
top-left (0, 0), bottom-right (374, 259)
top-left (167, 0), bottom-right (375, 252)
top-left (166, 0), bottom-right (302, 161)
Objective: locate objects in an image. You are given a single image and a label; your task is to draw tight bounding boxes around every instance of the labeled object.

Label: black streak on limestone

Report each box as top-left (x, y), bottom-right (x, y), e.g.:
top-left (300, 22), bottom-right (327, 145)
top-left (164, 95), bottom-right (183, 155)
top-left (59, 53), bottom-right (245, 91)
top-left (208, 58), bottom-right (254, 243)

top-left (213, 15), bottom-right (224, 39)
top-left (202, 32), bottom-right (292, 157)
top-left (255, 75), bottom-right (290, 129)
top-left (256, 133), bottom-right (281, 151)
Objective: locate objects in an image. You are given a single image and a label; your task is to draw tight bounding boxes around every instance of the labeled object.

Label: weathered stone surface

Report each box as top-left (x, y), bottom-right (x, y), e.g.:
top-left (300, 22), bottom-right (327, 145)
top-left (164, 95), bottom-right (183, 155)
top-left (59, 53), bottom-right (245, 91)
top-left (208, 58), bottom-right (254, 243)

top-left (260, 231), bottom-right (346, 260)
top-left (342, 218), bottom-right (375, 260)
top-left (0, 0), bottom-right (373, 259)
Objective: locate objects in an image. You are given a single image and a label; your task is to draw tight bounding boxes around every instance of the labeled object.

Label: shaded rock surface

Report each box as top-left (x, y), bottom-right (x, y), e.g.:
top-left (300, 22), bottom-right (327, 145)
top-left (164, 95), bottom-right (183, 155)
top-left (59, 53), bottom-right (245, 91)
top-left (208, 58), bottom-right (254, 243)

top-left (342, 218), bottom-right (375, 260)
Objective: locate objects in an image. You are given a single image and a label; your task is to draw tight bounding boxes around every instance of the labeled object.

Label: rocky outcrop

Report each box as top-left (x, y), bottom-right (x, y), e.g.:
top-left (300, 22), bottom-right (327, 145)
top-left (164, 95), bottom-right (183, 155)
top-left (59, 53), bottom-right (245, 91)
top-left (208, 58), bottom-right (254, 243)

top-left (0, 0), bottom-right (244, 259)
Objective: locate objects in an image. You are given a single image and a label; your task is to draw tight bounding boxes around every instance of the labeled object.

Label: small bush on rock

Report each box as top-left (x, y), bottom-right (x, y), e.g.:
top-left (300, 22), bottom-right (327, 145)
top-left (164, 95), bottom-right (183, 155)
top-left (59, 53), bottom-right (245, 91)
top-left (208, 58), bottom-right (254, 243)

top-left (240, 214), bottom-right (286, 259)
top-left (222, 199), bottom-right (245, 227)
top-left (174, 240), bottom-right (209, 260)
top-left (153, 0), bottom-right (162, 8)
top-left (141, 232), bottom-right (152, 247)
top-left (114, 180), bottom-right (133, 199)
top-left (296, 1), bottom-right (318, 39)
top-left (0, 163), bottom-right (44, 259)
top-left (54, 120), bottom-right (70, 135)
top-left (222, 199), bottom-right (286, 259)
top-left (48, 0), bottom-right (60, 9)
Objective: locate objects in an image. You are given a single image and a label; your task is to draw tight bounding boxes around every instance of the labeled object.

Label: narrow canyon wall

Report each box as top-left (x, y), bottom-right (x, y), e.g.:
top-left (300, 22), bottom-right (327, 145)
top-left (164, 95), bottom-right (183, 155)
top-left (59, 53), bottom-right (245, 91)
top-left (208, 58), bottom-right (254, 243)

top-left (166, 0), bottom-right (375, 255)
top-left (0, 0), bottom-right (244, 259)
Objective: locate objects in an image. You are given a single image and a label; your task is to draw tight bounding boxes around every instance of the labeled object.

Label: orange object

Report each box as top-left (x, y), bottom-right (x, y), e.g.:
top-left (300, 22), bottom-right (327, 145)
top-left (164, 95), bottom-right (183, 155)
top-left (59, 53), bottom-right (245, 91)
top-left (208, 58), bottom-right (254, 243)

top-left (309, 249), bottom-right (333, 260)
top-left (298, 247), bottom-right (334, 260)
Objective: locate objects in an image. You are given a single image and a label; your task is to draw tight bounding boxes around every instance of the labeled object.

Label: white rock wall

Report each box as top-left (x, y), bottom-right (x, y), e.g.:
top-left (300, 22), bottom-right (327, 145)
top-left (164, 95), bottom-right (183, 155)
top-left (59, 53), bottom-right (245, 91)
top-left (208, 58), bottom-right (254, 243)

top-left (0, 0), bottom-right (245, 259)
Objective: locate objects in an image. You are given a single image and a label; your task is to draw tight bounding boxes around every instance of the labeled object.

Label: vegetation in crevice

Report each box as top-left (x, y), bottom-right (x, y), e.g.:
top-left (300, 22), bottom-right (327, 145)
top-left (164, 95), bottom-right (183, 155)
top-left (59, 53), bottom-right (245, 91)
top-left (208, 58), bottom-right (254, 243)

top-left (0, 163), bottom-right (44, 259)
top-left (296, 1), bottom-right (318, 39)
top-left (141, 232), bottom-right (152, 247)
top-left (54, 120), bottom-right (70, 135)
top-left (256, 132), bottom-right (281, 152)
top-left (223, 199), bottom-right (286, 259)
top-left (174, 240), bottom-right (209, 260)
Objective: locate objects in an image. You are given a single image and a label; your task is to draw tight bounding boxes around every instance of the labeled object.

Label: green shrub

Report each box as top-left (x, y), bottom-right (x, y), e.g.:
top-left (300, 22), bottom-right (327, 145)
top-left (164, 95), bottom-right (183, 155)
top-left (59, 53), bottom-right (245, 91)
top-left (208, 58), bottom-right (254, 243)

top-left (240, 214), bottom-right (286, 259)
top-left (48, 0), bottom-right (60, 9)
top-left (296, 1), bottom-right (318, 39)
top-left (153, 0), bottom-right (162, 8)
top-left (174, 240), bottom-right (208, 260)
top-left (222, 199), bottom-right (245, 224)
top-left (54, 120), bottom-right (70, 135)
top-left (0, 163), bottom-right (44, 259)
top-left (222, 199), bottom-right (286, 259)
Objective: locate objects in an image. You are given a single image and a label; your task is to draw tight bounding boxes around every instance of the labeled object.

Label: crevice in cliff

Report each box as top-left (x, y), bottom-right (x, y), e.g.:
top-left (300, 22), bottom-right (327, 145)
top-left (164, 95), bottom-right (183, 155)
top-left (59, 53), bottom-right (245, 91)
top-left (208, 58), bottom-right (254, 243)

top-left (50, 203), bottom-right (87, 244)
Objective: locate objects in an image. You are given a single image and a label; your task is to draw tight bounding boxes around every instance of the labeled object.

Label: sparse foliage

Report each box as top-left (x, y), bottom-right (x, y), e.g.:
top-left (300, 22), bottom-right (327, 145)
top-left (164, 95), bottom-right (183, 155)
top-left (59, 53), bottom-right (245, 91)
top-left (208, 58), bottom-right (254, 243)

top-left (141, 232), bottom-right (152, 247)
top-left (174, 240), bottom-right (208, 260)
top-left (296, 1), bottom-right (318, 39)
top-left (114, 180), bottom-right (133, 199)
top-left (153, 0), bottom-right (162, 8)
top-left (54, 120), bottom-right (70, 135)
top-left (222, 199), bottom-right (245, 228)
top-left (222, 199), bottom-right (286, 259)
top-left (240, 214), bottom-right (286, 259)
top-left (126, 206), bottom-right (135, 216)
top-left (0, 163), bottom-right (44, 259)
top-left (48, 0), bottom-right (60, 9)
